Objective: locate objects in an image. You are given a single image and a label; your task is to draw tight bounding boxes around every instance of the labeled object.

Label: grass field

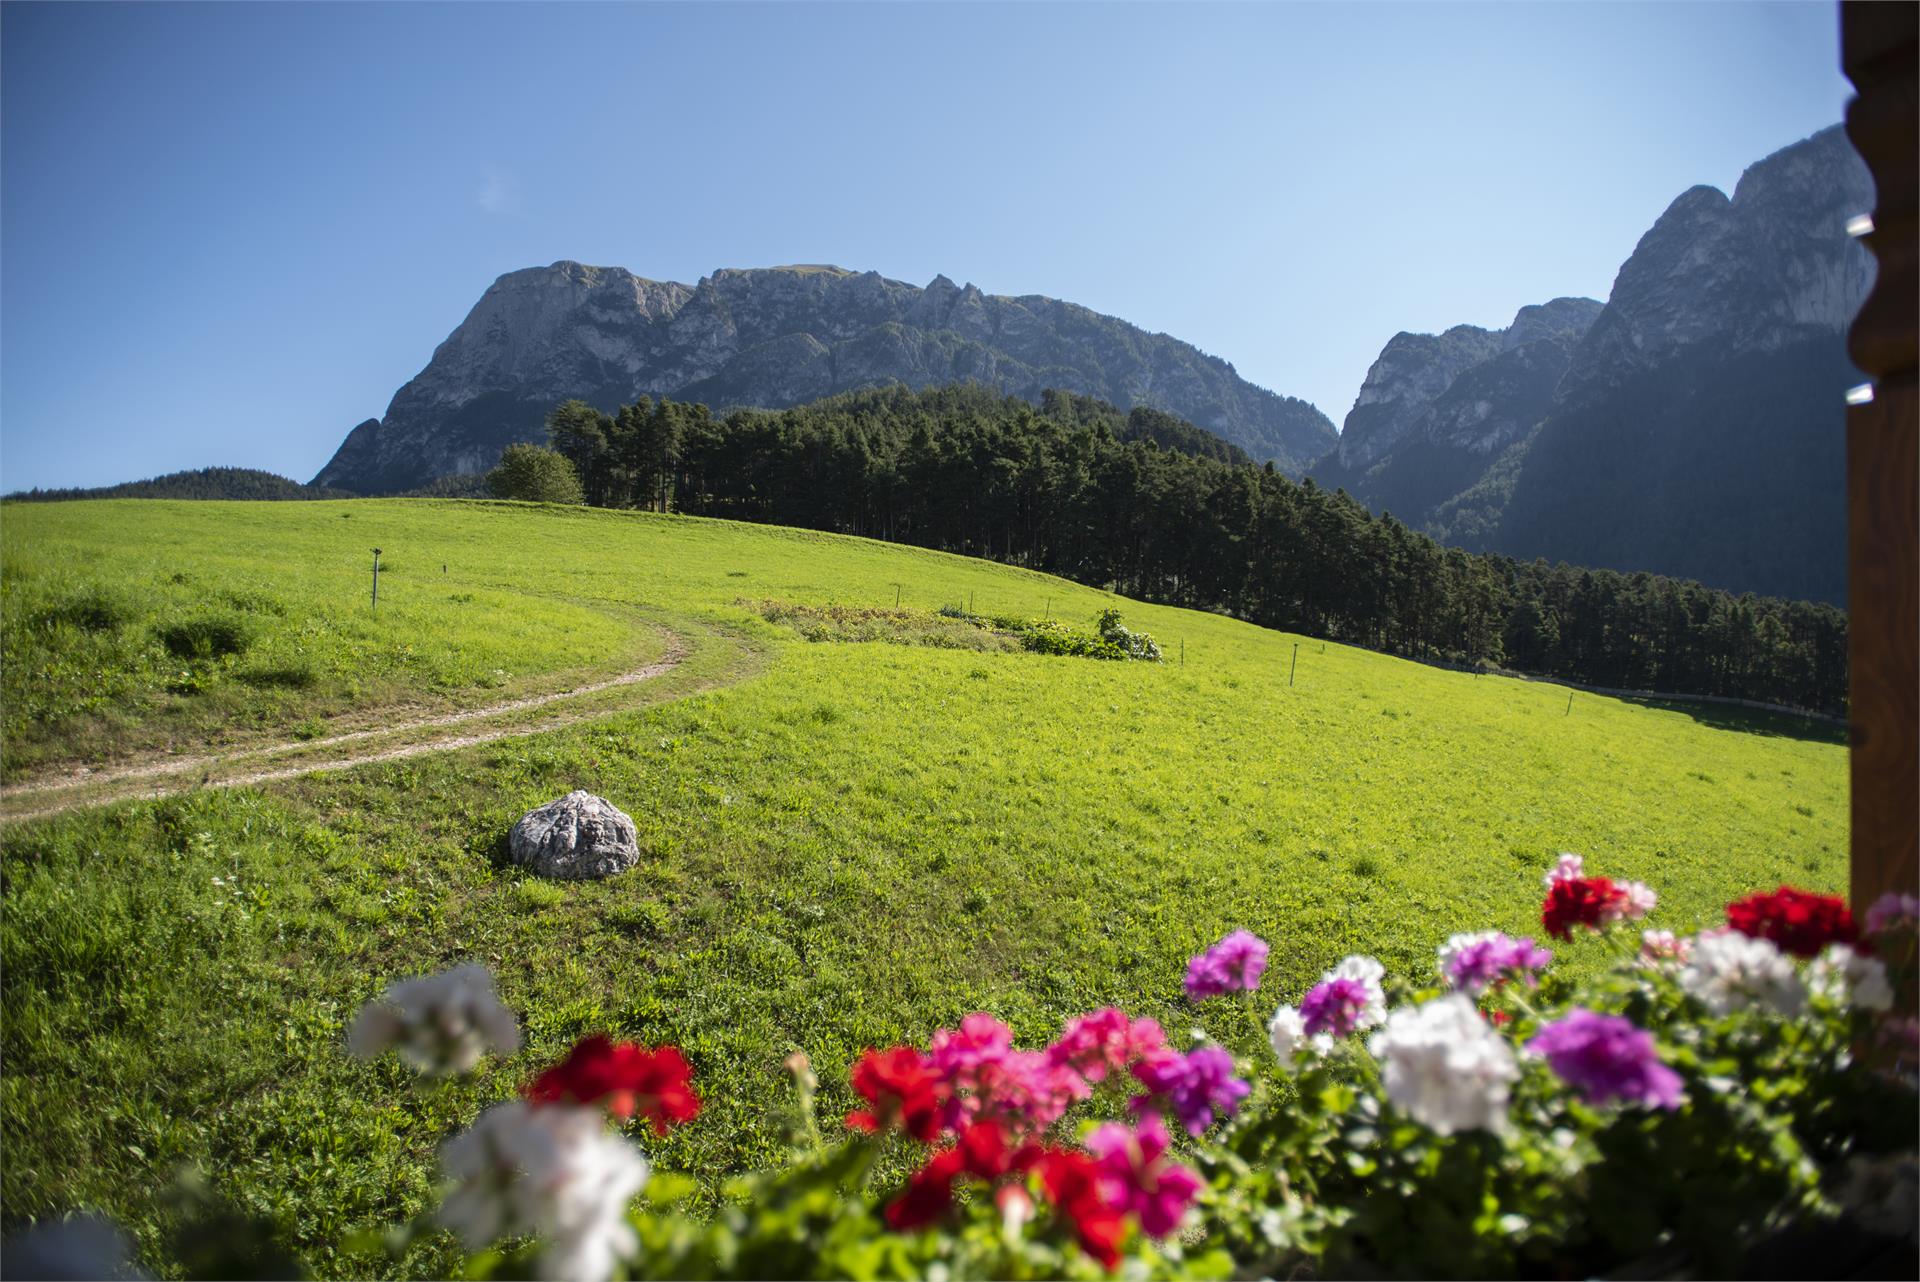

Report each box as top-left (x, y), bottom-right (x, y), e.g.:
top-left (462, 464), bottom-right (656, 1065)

top-left (0, 498), bottom-right (1849, 1277)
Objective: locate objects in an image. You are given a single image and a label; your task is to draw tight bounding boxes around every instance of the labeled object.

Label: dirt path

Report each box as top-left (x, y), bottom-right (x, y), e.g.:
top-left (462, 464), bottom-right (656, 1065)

top-left (0, 633), bottom-right (693, 826)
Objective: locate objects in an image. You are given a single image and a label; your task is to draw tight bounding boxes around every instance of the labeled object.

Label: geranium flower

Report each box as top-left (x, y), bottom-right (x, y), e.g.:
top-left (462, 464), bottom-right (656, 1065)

top-left (1129, 1044), bottom-right (1248, 1135)
top-left (1300, 978), bottom-right (1373, 1038)
top-left (1809, 943), bottom-right (1895, 1012)
top-left (1368, 995), bottom-right (1517, 1136)
top-left (525, 1036), bottom-right (701, 1134)
top-left (1726, 886), bottom-right (1858, 958)
top-left (1639, 929), bottom-right (1692, 965)
top-left (1542, 876), bottom-right (1629, 940)
top-left (1527, 1008), bottom-right (1683, 1110)
top-left (1678, 929), bottom-right (1807, 1016)
top-left (1038, 1149), bottom-right (1126, 1270)
top-left (1084, 1114), bottom-right (1202, 1238)
top-left (930, 1014), bottom-right (1089, 1136)
top-left (885, 1145), bottom-right (969, 1230)
top-left (1183, 930), bottom-right (1270, 999)
top-left (1437, 932), bottom-right (1552, 995)
top-left (1865, 891), bottom-right (1920, 937)
top-left (438, 1100), bottom-right (649, 1282)
top-left (846, 1046), bottom-right (943, 1141)
top-left (1047, 1008), bottom-right (1165, 1082)
top-left (885, 1120), bottom-right (1044, 1230)
top-left (1267, 1005), bottom-right (1311, 1063)
top-left (348, 963), bottom-right (519, 1076)
top-left (1543, 852), bottom-right (1585, 886)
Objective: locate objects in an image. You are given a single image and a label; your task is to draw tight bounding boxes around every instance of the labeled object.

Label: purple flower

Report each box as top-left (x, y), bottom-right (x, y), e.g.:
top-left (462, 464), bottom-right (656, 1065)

top-left (1438, 932), bottom-right (1553, 996)
top-left (1300, 978), bottom-right (1372, 1038)
top-left (1527, 1008), bottom-right (1683, 1110)
top-left (1129, 1045), bottom-right (1249, 1135)
top-left (1183, 930), bottom-right (1270, 1000)
top-left (1865, 892), bottom-right (1920, 937)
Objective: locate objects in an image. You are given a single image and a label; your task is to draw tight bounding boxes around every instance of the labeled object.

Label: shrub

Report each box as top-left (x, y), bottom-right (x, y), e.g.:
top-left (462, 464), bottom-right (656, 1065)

top-left (156, 613), bottom-right (253, 660)
top-left (487, 444), bottom-right (584, 505)
top-left (40, 586), bottom-right (134, 633)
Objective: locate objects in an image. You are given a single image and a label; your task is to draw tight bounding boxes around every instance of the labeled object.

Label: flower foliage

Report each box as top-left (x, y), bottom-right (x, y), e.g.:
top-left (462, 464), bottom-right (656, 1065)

top-left (342, 858), bottom-right (1918, 1282)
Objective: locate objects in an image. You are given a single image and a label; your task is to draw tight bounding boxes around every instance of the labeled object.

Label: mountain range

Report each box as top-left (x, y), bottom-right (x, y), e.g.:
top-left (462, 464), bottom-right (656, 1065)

top-left (1310, 125), bottom-right (1872, 605)
top-left (312, 265), bottom-right (1336, 493)
top-left (308, 126), bottom-right (1868, 605)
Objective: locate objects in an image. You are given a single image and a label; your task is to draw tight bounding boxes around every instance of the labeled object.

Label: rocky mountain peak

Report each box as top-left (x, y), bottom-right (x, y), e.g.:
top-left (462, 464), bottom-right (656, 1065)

top-left (1558, 126), bottom-right (1873, 408)
top-left (313, 262), bottom-right (1335, 493)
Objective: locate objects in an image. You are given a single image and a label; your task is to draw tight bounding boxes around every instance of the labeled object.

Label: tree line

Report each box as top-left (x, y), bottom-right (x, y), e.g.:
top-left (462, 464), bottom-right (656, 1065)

top-left (502, 383), bottom-right (1846, 715)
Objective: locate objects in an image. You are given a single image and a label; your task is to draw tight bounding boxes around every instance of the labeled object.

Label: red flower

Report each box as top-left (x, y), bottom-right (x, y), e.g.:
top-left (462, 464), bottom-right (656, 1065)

top-left (882, 1121), bottom-right (1042, 1230)
top-left (885, 1145), bottom-right (969, 1229)
top-left (1488, 1010), bottom-right (1512, 1027)
top-left (1727, 887), bottom-right (1860, 958)
top-left (525, 1035), bottom-right (701, 1134)
top-left (846, 1047), bottom-right (944, 1142)
top-left (1039, 1149), bottom-right (1127, 1271)
top-left (1542, 877), bottom-right (1628, 940)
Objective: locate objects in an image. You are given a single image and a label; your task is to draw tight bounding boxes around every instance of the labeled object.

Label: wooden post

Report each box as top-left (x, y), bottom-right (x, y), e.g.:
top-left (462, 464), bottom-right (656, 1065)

top-left (1841, 2), bottom-right (1919, 911)
top-left (1289, 643), bottom-right (1298, 687)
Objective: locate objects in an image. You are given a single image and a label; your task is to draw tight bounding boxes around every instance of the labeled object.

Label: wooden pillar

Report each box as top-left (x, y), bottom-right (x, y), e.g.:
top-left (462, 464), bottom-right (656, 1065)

top-left (1841, 2), bottom-right (1919, 911)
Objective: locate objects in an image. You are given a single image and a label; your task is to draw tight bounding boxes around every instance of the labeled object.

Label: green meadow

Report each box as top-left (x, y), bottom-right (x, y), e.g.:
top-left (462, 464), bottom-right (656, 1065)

top-left (0, 499), bottom-right (1848, 1277)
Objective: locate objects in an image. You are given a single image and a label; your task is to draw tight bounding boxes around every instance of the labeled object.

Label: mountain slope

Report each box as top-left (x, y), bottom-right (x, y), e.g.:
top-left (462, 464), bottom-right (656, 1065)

top-left (314, 264), bottom-right (1334, 492)
top-left (1312, 125), bottom-right (1871, 604)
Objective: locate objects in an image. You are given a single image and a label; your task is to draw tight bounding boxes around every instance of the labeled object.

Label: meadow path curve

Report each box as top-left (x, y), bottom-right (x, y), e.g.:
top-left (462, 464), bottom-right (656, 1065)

top-left (0, 626), bottom-right (720, 826)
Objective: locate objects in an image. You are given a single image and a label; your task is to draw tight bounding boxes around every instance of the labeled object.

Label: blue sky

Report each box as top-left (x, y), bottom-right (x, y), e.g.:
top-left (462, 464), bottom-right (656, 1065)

top-left (1, 1), bottom-right (1852, 491)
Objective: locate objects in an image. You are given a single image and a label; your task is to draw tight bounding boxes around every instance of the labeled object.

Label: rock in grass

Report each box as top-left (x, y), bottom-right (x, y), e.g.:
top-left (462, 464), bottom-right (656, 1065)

top-left (509, 791), bottom-right (639, 880)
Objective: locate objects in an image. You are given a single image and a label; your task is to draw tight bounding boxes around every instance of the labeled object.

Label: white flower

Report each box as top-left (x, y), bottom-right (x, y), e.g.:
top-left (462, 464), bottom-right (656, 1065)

top-left (1324, 954), bottom-right (1389, 1032)
top-left (1618, 881), bottom-right (1658, 921)
top-left (1267, 1005), bottom-right (1309, 1063)
top-left (349, 963), bottom-right (520, 1075)
top-left (438, 1101), bottom-right (650, 1282)
top-left (1809, 943), bottom-right (1894, 1012)
top-left (1678, 929), bottom-right (1807, 1017)
top-left (1367, 995), bottom-right (1517, 1136)
top-left (1543, 852), bottom-right (1584, 887)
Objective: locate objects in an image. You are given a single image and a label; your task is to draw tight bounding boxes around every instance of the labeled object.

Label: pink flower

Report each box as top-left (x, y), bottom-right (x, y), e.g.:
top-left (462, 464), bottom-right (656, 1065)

top-left (1184, 930), bottom-right (1269, 999)
top-left (1544, 853), bottom-right (1585, 886)
top-left (1047, 1008), bottom-right (1166, 1083)
top-left (930, 1014), bottom-right (1087, 1136)
top-left (1618, 881), bottom-right (1658, 921)
top-left (1084, 1113), bottom-right (1203, 1239)
top-left (1865, 892), bottom-right (1920, 937)
top-left (1639, 930), bottom-right (1693, 965)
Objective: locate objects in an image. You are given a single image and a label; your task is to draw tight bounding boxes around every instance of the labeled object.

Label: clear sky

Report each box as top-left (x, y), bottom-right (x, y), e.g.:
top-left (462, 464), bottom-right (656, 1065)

top-left (1, 1), bottom-right (1853, 491)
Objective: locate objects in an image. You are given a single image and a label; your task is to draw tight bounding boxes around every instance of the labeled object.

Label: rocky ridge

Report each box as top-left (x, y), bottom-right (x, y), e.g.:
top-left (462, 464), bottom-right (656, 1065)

top-left (315, 264), bottom-right (1336, 492)
top-left (1311, 125), bottom-right (1873, 603)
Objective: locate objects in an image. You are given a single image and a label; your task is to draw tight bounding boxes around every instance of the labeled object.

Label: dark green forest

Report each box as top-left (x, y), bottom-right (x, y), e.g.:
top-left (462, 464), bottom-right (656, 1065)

top-left (538, 384), bottom-right (1849, 715)
top-left (5, 467), bottom-right (351, 503)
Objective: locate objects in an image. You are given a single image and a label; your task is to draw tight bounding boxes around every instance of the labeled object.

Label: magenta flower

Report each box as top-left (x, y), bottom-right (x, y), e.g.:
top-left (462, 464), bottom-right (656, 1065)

top-left (1085, 1113), bottom-right (1203, 1238)
top-left (1130, 1045), bottom-right (1248, 1135)
top-left (1184, 930), bottom-right (1270, 1000)
top-left (929, 1013), bottom-right (1088, 1135)
top-left (1865, 892), bottom-right (1920, 937)
top-left (1047, 1008), bottom-right (1166, 1083)
top-left (1527, 1008), bottom-right (1683, 1110)
top-left (1299, 978), bottom-right (1373, 1038)
top-left (1439, 932), bottom-right (1553, 996)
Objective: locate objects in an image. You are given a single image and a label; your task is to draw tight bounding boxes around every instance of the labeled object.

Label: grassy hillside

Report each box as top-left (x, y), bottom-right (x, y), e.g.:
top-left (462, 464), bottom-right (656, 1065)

top-left (0, 499), bottom-right (1847, 1277)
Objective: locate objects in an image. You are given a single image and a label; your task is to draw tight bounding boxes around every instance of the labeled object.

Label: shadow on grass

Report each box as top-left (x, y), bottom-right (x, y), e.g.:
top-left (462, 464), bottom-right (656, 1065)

top-left (1619, 695), bottom-right (1848, 746)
